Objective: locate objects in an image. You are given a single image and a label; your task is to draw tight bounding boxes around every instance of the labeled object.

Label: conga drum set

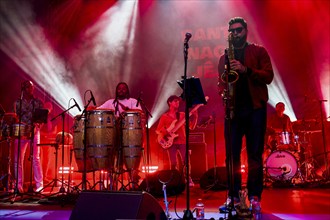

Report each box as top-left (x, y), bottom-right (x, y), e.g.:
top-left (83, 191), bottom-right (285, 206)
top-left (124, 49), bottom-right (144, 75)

top-left (72, 109), bottom-right (145, 191)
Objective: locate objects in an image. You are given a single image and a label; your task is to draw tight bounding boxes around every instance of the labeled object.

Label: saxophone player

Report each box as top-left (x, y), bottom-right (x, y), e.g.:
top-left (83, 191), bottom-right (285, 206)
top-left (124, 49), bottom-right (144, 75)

top-left (218, 17), bottom-right (274, 215)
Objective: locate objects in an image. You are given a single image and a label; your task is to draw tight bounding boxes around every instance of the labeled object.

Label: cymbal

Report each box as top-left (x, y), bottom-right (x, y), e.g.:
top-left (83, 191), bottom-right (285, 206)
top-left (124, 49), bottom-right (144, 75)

top-left (298, 130), bottom-right (322, 134)
top-left (293, 119), bottom-right (318, 124)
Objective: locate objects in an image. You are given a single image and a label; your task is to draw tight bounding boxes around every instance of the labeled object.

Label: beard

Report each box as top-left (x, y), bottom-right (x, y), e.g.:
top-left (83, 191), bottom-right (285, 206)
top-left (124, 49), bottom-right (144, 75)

top-left (233, 34), bottom-right (247, 48)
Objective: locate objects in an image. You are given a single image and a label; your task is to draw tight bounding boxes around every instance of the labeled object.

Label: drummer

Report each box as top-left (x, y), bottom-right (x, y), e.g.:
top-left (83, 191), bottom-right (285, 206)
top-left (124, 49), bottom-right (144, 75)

top-left (267, 102), bottom-right (295, 150)
top-left (95, 82), bottom-right (142, 115)
top-left (13, 80), bottom-right (44, 193)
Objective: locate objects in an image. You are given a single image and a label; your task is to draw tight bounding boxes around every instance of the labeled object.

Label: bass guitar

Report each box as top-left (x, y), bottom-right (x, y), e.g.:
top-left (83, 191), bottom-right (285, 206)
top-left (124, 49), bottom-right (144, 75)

top-left (158, 96), bottom-right (209, 149)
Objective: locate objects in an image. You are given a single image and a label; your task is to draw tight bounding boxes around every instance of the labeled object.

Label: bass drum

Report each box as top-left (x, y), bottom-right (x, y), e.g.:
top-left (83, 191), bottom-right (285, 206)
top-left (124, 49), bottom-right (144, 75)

top-left (265, 150), bottom-right (298, 181)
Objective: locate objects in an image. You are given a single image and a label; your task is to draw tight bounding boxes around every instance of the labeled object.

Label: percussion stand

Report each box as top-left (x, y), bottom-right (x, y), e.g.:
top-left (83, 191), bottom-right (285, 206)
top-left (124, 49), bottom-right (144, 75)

top-left (0, 136), bottom-right (15, 196)
top-left (38, 143), bottom-right (61, 193)
top-left (137, 96), bottom-right (153, 191)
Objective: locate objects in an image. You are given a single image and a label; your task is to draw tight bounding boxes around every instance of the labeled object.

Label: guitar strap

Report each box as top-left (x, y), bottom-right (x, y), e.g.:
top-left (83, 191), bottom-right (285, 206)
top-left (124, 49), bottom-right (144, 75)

top-left (176, 112), bottom-right (180, 121)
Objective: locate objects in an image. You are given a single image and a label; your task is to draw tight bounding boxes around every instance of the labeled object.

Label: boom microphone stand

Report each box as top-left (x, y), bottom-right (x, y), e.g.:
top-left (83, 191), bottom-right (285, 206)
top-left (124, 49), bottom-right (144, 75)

top-left (50, 100), bottom-right (81, 197)
top-left (182, 32), bottom-right (193, 220)
top-left (136, 94), bottom-right (153, 192)
top-left (10, 87), bottom-right (25, 203)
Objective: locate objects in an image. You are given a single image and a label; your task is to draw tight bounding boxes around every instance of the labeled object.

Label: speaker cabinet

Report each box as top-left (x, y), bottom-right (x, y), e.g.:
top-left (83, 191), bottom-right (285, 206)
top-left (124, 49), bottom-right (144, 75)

top-left (139, 169), bottom-right (185, 197)
top-left (190, 142), bottom-right (208, 181)
top-left (70, 191), bottom-right (166, 220)
top-left (199, 166), bottom-right (228, 191)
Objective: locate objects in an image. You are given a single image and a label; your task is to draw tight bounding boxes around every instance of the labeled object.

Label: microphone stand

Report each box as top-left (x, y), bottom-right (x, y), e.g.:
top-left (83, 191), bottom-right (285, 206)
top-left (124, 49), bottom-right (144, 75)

top-left (222, 60), bottom-right (236, 219)
top-left (202, 113), bottom-right (223, 192)
top-left (182, 35), bottom-right (193, 220)
top-left (10, 89), bottom-right (24, 203)
top-left (50, 103), bottom-right (79, 202)
top-left (137, 97), bottom-right (152, 192)
top-left (79, 97), bottom-right (93, 191)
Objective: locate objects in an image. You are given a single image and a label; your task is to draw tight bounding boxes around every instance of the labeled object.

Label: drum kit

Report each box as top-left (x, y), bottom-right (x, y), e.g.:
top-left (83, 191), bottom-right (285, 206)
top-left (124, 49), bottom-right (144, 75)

top-left (264, 120), bottom-right (324, 186)
top-left (72, 109), bottom-right (145, 191)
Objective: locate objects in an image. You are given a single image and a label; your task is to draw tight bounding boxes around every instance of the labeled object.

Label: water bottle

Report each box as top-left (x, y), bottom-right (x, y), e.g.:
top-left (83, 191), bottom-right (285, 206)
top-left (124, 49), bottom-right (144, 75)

top-left (195, 198), bottom-right (205, 220)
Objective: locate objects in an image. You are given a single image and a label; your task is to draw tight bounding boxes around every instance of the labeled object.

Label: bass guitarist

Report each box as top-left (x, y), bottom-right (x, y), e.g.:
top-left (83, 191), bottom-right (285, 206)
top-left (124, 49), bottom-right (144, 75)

top-left (156, 95), bottom-right (198, 187)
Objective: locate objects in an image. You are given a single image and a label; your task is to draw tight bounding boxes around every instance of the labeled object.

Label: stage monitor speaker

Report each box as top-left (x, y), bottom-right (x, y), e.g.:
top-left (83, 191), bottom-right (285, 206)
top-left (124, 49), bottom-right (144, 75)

top-left (190, 142), bottom-right (208, 181)
top-left (139, 169), bottom-right (185, 197)
top-left (70, 191), bottom-right (166, 220)
top-left (199, 166), bottom-right (228, 191)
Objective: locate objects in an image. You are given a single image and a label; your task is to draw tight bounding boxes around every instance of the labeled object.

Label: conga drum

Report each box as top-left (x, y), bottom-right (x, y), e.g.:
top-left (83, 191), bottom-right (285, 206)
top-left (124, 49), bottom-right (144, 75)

top-left (72, 115), bottom-right (93, 172)
top-left (86, 109), bottom-right (116, 171)
top-left (121, 110), bottom-right (144, 170)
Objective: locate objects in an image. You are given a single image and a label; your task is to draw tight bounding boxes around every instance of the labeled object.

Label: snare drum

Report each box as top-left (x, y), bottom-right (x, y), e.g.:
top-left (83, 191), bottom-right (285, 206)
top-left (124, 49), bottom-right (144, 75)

top-left (12, 123), bottom-right (32, 139)
top-left (121, 110), bottom-right (144, 170)
top-left (86, 109), bottom-right (116, 171)
top-left (265, 150), bottom-right (298, 181)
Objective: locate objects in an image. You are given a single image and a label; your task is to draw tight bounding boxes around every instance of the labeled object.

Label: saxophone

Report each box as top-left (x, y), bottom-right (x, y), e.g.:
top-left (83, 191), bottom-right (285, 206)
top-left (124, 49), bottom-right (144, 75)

top-left (221, 32), bottom-right (239, 84)
top-left (219, 32), bottom-right (239, 119)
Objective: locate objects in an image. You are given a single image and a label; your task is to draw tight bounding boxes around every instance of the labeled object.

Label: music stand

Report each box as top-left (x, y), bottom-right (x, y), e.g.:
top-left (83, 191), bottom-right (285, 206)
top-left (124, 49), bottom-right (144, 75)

top-left (33, 108), bottom-right (49, 124)
top-left (178, 77), bottom-right (206, 219)
top-left (177, 77), bottom-right (207, 108)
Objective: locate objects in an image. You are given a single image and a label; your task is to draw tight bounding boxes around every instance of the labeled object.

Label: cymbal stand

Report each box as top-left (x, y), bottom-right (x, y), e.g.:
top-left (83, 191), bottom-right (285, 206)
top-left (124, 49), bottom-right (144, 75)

top-left (318, 99), bottom-right (329, 180)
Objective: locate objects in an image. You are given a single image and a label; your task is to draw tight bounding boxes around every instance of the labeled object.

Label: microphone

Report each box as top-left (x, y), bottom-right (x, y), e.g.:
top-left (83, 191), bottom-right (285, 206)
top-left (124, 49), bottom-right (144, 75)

top-left (73, 98), bottom-right (81, 112)
top-left (136, 91), bottom-right (143, 107)
top-left (90, 90), bottom-right (97, 106)
top-left (184, 32), bottom-right (192, 43)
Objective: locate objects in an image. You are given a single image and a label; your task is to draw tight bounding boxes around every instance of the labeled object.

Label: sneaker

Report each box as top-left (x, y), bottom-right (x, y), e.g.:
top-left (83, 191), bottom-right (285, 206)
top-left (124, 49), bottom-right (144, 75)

top-left (219, 197), bottom-right (240, 213)
top-left (35, 186), bottom-right (44, 193)
top-left (249, 198), bottom-right (261, 214)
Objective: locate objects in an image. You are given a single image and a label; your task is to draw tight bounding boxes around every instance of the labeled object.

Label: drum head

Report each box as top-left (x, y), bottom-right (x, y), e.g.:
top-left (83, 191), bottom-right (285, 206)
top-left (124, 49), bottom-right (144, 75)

top-left (266, 150), bottom-right (298, 180)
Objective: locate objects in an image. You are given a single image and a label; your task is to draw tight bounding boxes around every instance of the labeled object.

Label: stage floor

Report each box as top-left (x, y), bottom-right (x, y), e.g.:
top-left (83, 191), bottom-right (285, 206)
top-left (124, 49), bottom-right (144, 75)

top-left (1, 181), bottom-right (330, 220)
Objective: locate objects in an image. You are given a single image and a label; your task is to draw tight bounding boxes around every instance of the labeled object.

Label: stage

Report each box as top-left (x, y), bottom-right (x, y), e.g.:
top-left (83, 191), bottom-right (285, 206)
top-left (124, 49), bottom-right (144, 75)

top-left (1, 181), bottom-right (330, 220)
